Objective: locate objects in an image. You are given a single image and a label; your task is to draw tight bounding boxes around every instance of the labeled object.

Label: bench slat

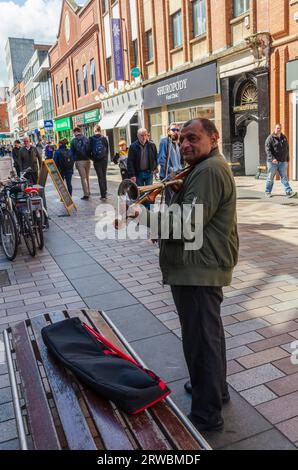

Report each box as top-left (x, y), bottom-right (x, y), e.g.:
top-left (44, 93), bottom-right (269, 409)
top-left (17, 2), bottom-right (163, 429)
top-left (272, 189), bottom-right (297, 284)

top-left (12, 321), bottom-right (60, 450)
top-left (66, 310), bottom-right (135, 450)
top-left (150, 402), bottom-right (202, 450)
top-left (30, 314), bottom-right (96, 450)
top-left (84, 309), bottom-right (172, 450)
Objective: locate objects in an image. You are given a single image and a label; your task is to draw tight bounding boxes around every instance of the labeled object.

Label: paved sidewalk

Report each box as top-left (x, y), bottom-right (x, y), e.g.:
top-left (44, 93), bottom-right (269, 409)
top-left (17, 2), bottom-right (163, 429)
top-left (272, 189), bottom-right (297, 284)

top-left (0, 167), bottom-right (298, 450)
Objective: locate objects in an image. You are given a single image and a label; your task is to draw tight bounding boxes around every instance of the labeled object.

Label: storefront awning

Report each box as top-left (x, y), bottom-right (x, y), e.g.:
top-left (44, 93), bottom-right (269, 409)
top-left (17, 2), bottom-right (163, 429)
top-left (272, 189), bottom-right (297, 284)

top-left (116, 107), bottom-right (138, 128)
top-left (99, 112), bottom-right (124, 130)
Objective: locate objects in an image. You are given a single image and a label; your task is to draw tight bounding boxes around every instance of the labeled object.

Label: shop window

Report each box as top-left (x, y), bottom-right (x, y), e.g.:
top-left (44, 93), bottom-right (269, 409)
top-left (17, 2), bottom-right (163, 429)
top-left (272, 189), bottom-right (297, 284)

top-left (146, 30), bottom-right (153, 62)
top-left (192, 0), bottom-right (206, 38)
top-left (66, 77), bottom-right (70, 102)
top-left (132, 39), bottom-right (138, 67)
top-left (233, 0), bottom-right (250, 17)
top-left (56, 84), bottom-right (60, 107)
top-left (60, 81), bottom-right (64, 106)
top-left (102, 0), bottom-right (108, 14)
top-left (83, 65), bottom-right (88, 95)
top-left (106, 57), bottom-right (113, 82)
top-left (76, 69), bottom-right (81, 97)
top-left (90, 59), bottom-right (96, 91)
top-left (149, 109), bottom-right (163, 146)
top-left (172, 10), bottom-right (183, 49)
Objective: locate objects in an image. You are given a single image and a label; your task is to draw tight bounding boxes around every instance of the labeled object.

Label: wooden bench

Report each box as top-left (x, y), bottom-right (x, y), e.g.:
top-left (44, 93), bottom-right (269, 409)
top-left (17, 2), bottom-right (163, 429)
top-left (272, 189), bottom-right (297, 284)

top-left (4, 309), bottom-right (210, 451)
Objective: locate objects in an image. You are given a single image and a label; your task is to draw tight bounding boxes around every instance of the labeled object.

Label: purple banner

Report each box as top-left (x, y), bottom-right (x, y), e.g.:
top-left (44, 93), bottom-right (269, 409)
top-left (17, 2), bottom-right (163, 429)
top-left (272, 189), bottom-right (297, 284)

top-left (111, 18), bottom-right (124, 81)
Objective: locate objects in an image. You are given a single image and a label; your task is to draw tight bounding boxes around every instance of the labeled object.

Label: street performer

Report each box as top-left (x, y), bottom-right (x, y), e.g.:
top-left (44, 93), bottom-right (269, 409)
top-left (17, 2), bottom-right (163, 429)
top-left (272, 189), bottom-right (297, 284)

top-left (129, 118), bottom-right (239, 431)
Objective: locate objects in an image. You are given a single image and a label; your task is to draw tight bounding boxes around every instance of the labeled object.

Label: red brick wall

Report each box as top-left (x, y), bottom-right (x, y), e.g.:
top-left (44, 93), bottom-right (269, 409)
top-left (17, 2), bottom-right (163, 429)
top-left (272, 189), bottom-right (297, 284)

top-left (0, 103), bottom-right (9, 132)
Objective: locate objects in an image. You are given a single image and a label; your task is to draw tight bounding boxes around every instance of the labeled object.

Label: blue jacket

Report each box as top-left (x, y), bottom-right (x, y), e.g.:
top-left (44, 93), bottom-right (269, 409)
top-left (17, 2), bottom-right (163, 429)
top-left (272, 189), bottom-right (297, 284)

top-left (158, 137), bottom-right (182, 179)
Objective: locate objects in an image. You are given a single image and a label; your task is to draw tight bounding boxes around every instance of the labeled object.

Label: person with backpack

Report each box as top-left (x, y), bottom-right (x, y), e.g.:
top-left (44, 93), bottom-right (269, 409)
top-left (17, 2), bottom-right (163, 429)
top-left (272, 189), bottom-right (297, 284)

top-left (70, 127), bottom-right (90, 200)
top-left (89, 124), bottom-right (109, 200)
top-left (54, 139), bottom-right (74, 195)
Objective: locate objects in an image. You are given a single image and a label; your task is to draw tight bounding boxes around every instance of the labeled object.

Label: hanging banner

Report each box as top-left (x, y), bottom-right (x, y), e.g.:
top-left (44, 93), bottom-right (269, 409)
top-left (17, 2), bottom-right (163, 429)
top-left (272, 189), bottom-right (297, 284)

top-left (111, 18), bottom-right (124, 82)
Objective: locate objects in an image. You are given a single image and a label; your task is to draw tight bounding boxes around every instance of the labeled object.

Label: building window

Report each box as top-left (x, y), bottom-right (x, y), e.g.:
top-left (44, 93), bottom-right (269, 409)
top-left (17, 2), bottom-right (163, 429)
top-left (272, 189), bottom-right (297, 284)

top-left (172, 10), bottom-right (183, 49)
top-left (66, 77), bottom-right (70, 102)
top-left (60, 81), bottom-right (64, 106)
top-left (192, 0), bottom-right (206, 37)
top-left (82, 64), bottom-right (88, 95)
top-left (132, 39), bottom-right (138, 67)
top-left (56, 84), bottom-right (60, 107)
top-left (146, 30), bottom-right (153, 62)
top-left (102, 0), bottom-right (108, 14)
top-left (106, 57), bottom-right (113, 82)
top-left (233, 0), bottom-right (250, 17)
top-left (90, 59), bottom-right (96, 91)
top-left (76, 69), bottom-right (81, 97)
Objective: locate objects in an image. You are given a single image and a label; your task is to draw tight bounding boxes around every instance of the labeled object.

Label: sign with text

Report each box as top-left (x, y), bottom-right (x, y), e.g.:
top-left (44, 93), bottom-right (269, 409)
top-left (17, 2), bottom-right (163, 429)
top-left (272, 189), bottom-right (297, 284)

top-left (112, 18), bottom-right (124, 82)
top-left (143, 63), bottom-right (217, 109)
top-left (38, 159), bottom-right (76, 215)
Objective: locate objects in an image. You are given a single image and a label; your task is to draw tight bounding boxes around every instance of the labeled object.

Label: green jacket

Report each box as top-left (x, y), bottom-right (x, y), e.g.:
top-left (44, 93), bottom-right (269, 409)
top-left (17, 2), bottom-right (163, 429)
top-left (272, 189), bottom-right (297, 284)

top-left (156, 147), bottom-right (239, 286)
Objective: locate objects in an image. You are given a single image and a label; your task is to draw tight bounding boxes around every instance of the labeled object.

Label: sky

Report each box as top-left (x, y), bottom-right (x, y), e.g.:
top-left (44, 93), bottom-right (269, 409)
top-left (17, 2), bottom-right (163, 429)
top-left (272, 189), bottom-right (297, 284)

top-left (0, 0), bottom-right (62, 86)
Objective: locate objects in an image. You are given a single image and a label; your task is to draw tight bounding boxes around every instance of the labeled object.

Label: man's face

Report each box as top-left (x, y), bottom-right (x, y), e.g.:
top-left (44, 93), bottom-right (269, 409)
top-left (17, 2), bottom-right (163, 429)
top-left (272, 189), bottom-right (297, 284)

top-left (169, 125), bottom-right (180, 141)
top-left (138, 131), bottom-right (149, 146)
top-left (275, 124), bottom-right (282, 135)
top-left (180, 122), bottom-right (218, 165)
top-left (24, 138), bottom-right (30, 147)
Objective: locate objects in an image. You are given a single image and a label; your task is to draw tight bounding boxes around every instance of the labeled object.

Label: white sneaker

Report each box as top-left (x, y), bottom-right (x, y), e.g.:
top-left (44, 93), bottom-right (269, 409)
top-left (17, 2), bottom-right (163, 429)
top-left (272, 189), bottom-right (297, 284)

top-left (287, 191), bottom-right (297, 198)
top-left (265, 192), bottom-right (272, 198)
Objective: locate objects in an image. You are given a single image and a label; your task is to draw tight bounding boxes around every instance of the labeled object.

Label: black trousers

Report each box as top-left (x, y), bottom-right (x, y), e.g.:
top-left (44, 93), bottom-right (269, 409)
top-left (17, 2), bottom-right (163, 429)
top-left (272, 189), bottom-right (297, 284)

top-left (93, 159), bottom-right (108, 197)
top-left (171, 285), bottom-right (228, 423)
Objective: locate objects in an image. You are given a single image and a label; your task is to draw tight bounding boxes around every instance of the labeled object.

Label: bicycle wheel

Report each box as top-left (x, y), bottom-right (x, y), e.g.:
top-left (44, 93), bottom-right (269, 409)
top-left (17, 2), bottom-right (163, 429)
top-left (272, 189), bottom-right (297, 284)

top-left (0, 208), bottom-right (18, 260)
top-left (33, 211), bottom-right (44, 250)
top-left (22, 213), bottom-right (36, 257)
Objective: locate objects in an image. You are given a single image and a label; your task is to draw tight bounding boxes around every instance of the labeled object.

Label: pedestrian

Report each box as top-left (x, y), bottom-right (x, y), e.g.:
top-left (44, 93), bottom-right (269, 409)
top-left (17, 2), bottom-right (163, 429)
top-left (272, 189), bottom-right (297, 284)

top-left (127, 128), bottom-right (158, 188)
top-left (54, 139), bottom-right (74, 195)
top-left (89, 124), bottom-right (109, 200)
top-left (158, 123), bottom-right (182, 205)
top-left (70, 127), bottom-right (90, 200)
top-left (45, 141), bottom-right (54, 159)
top-left (265, 124), bottom-right (297, 198)
top-left (18, 137), bottom-right (42, 184)
top-left (130, 118), bottom-right (239, 431)
top-left (36, 139), bottom-right (44, 160)
top-left (12, 139), bottom-right (21, 176)
top-left (112, 140), bottom-right (128, 180)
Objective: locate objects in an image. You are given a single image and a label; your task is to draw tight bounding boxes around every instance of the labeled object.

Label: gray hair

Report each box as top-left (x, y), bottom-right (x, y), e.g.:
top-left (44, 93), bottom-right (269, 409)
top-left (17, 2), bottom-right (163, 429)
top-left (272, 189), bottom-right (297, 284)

top-left (137, 128), bottom-right (148, 136)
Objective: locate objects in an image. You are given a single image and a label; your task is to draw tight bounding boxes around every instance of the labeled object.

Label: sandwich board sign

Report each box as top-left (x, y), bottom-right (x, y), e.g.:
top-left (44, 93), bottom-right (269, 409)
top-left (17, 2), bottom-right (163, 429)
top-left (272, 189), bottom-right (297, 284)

top-left (38, 159), bottom-right (77, 215)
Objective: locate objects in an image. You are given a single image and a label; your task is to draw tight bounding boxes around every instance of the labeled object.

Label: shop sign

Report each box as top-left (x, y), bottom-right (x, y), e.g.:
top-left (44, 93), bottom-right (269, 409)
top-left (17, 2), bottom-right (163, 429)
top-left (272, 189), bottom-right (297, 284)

top-left (233, 104), bottom-right (258, 112)
top-left (73, 114), bottom-right (84, 126)
top-left (54, 117), bottom-right (72, 132)
top-left (143, 63), bottom-right (217, 109)
top-left (44, 119), bottom-right (53, 130)
top-left (131, 67), bottom-right (141, 78)
top-left (84, 109), bottom-right (100, 124)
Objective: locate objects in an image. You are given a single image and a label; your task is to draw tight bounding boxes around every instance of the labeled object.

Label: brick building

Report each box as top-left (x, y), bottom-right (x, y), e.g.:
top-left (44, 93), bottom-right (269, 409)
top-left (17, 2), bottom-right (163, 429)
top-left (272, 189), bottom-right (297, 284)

top-left (50, 0), bottom-right (298, 178)
top-left (0, 88), bottom-right (10, 139)
top-left (14, 80), bottom-right (27, 137)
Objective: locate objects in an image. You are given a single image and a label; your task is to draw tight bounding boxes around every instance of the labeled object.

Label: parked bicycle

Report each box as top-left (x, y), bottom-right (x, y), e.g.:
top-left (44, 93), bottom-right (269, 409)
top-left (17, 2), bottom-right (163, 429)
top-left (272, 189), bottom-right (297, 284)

top-left (0, 186), bottom-right (18, 260)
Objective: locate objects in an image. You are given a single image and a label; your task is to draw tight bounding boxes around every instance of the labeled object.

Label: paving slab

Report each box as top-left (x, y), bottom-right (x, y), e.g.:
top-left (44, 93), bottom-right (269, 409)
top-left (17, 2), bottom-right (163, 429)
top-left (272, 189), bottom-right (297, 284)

top-left (227, 364), bottom-right (285, 391)
top-left (84, 290), bottom-right (139, 311)
top-left (221, 429), bottom-right (295, 450)
top-left (240, 385), bottom-right (277, 406)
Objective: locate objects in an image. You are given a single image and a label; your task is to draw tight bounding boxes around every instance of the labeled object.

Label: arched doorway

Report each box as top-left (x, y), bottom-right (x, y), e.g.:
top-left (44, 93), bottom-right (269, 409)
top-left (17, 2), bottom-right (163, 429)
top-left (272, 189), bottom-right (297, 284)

top-left (244, 120), bottom-right (259, 175)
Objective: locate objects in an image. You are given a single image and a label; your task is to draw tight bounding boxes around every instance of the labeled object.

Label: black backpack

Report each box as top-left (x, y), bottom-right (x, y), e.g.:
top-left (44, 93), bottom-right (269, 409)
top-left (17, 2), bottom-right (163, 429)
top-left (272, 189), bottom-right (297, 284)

top-left (74, 136), bottom-right (89, 159)
top-left (58, 148), bottom-right (74, 171)
top-left (90, 136), bottom-right (108, 162)
top-left (41, 317), bottom-right (171, 414)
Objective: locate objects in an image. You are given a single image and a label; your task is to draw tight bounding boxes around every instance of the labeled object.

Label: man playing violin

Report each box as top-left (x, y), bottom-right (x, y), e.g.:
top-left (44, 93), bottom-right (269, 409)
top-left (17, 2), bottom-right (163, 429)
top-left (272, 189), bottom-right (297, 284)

top-left (130, 118), bottom-right (239, 432)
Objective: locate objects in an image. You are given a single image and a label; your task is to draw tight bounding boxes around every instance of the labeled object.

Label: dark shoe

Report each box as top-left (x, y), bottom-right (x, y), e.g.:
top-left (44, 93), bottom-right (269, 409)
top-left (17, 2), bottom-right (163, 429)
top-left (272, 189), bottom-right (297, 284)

top-left (187, 413), bottom-right (224, 432)
top-left (184, 381), bottom-right (230, 404)
top-left (81, 196), bottom-right (89, 200)
top-left (100, 195), bottom-right (107, 201)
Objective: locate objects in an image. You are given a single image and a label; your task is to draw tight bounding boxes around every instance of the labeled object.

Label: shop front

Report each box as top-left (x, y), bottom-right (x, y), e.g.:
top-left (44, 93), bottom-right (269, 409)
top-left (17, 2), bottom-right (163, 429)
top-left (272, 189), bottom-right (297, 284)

top-left (99, 87), bottom-right (143, 158)
top-left (286, 59), bottom-right (298, 181)
top-left (44, 119), bottom-right (54, 141)
top-left (54, 116), bottom-right (73, 141)
top-left (143, 63), bottom-right (218, 147)
top-left (73, 109), bottom-right (100, 138)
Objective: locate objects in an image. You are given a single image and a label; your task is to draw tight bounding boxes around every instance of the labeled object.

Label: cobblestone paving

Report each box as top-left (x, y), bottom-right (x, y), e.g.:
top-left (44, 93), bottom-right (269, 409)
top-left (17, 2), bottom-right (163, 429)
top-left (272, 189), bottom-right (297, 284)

top-left (0, 168), bottom-right (298, 449)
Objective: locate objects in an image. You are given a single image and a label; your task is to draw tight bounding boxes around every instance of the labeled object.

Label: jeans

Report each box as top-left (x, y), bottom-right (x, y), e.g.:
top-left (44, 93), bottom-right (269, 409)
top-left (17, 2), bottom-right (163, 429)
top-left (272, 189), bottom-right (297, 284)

top-left (93, 158), bottom-right (108, 198)
top-left (171, 285), bottom-right (227, 424)
top-left (61, 171), bottom-right (73, 195)
top-left (265, 161), bottom-right (293, 194)
top-left (136, 171), bottom-right (153, 209)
